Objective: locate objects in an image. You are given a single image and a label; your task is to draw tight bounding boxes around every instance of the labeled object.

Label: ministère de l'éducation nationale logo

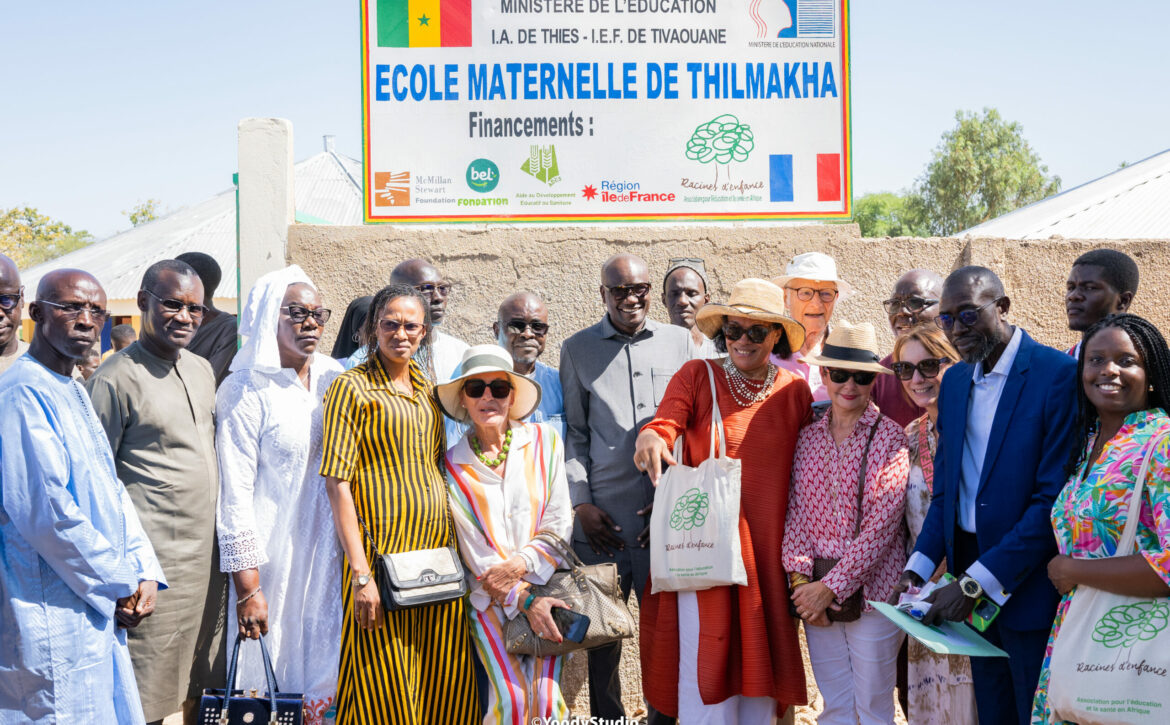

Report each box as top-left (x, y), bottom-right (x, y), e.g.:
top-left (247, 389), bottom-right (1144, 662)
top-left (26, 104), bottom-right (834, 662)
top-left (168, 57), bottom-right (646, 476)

top-left (466, 159), bottom-right (500, 193)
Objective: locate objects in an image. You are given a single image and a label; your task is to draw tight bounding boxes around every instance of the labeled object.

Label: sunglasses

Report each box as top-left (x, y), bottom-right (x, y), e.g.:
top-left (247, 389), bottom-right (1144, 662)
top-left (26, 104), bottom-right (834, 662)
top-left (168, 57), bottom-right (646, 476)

top-left (825, 368), bottom-right (878, 386)
top-left (787, 286), bottom-right (838, 303)
top-left (462, 378), bottom-right (513, 399)
top-left (415, 282), bottom-right (451, 296)
top-left (282, 305), bottom-right (332, 325)
top-left (142, 289), bottom-right (208, 318)
top-left (722, 322), bottom-right (775, 344)
top-left (882, 296), bottom-right (939, 315)
top-left (890, 358), bottom-right (950, 381)
top-left (378, 319), bottom-right (425, 336)
top-left (505, 319), bottom-right (549, 336)
top-left (935, 297), bottom-right (1004, 331)
top-left (0, 287), bottom-right (23, 311)
top-left (605, 283), bottom-right (651, 300)
top-left (37, 299), bottom-right (110, 324)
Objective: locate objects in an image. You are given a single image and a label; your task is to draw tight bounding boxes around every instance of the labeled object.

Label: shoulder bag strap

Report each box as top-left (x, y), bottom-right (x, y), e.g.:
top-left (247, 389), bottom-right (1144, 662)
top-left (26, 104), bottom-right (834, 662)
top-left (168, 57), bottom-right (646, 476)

top-left (852, 415), bottom-right (883, 538)
top-left (703, 360), bottom-right (727, 460)
top-left (354, 511), bottom-right (384, 557)
top-left (1116, 430), bottom-right (1169, 555)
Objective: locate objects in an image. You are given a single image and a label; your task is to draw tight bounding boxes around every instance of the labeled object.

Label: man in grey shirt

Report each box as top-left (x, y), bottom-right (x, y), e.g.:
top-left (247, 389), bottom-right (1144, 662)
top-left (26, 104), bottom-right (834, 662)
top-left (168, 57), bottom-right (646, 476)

top-left (560, 253), bottom-right (696, 720)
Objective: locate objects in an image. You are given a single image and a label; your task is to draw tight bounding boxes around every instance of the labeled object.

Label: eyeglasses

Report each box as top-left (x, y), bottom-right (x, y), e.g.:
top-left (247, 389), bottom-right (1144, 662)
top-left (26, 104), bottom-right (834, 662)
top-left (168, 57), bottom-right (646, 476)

top-left (605, 283), bottom-right (651, 300)
top-left (36, 299), bottom-right (110, 324)
top-left (882, 297), bottom-right (939, 315)
top-left (505, 319), bottom-right (549, 336)
top-left (142, 289), bottom-right (208, 318)
top-left (935, 297), bottom-right (1004, 331)
top-left (722, 322), bottom-right (775, 344)
top-left (414, 282), bottom-right (451, 296)
top-left (378, 319), bottom-right (425, 336)
top-left (282, 305), bottom-right (332, 325)
top-left (787, 287), bottom-right (838, 303)
top-left (890, 358), bottom-right (950, 381)
top-left (825, 368), bottom-right (877, 386)
top-left (462, 378), bottom-right (513, 399)
top-left (0, 287), bottom-right (23, 311)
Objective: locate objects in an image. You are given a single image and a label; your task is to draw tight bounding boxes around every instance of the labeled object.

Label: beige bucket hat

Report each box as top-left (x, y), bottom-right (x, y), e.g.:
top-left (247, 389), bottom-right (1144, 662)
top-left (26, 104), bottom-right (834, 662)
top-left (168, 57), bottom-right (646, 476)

top-left (694, 278), bottom-right (806, 351)
top-left (435, 344), bottom-right (542, 422)
top-left (799, 320), bottom-right (892, 374)
top-left (771, 251), bottom-right (854, 300)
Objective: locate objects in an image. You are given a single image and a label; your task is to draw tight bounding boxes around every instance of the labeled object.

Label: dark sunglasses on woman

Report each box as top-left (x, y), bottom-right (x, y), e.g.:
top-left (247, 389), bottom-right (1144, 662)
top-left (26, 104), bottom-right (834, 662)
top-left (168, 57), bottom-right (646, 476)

top-left (462, 379), bottom-right (513, 399)
top-left (824, 368), bottom-right (877, 386)
top-left (890, 358), bottom-right (950, 381)
top-left (722, 322), bottom-right (775, 344)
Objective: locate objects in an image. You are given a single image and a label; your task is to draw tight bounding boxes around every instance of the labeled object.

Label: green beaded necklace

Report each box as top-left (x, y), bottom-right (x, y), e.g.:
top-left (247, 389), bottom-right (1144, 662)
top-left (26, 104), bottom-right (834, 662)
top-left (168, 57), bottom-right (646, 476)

top-left (471, 427), bottom-right (513, 467)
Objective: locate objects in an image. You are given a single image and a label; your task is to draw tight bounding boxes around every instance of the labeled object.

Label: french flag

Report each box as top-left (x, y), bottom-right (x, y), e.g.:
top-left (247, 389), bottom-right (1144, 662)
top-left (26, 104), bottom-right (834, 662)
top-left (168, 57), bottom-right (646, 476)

top-left (769, 153), bottom-right (841, 202)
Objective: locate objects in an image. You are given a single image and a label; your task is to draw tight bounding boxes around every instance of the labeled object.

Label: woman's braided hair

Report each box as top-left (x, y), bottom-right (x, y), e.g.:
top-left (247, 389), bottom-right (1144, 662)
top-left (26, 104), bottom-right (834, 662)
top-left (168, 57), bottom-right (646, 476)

top-left (1067, 313), bottom-right (1170, 477)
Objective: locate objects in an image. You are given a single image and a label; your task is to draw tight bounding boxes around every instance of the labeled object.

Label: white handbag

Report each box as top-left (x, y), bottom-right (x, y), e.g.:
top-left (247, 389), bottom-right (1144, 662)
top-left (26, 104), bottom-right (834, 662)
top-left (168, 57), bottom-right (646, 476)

top-left (649, 360), bottom-right (748, 593)
top-left (1047, 431), bottom-right (1170, 724)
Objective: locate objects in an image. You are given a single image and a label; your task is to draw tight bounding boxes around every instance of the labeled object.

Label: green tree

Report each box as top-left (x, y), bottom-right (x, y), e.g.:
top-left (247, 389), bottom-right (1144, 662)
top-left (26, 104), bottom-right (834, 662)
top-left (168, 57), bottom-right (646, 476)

top-left (0, 206), bottom-right (95, 268)
top-left (852, 192), bottom-right (926, 237)
top-left (906, 108), bottom-right (1061, 235)
top-left (124, 198), bottom-right (162, 227)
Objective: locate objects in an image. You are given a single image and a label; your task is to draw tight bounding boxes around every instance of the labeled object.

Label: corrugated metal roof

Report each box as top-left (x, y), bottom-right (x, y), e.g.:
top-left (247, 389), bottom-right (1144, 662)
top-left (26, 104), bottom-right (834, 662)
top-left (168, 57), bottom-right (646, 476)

top-left (23, 149), bottom-right (363, 302)
top-left (959, 148), bottom-right (1170, 239)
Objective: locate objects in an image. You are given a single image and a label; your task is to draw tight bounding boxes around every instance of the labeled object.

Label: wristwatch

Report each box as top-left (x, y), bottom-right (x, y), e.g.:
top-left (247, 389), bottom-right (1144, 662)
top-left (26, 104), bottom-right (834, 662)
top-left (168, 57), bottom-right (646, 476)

top-left (959, 575), bottom-right (984, 599)
top-left (353, 572), bottom-right (372, 588)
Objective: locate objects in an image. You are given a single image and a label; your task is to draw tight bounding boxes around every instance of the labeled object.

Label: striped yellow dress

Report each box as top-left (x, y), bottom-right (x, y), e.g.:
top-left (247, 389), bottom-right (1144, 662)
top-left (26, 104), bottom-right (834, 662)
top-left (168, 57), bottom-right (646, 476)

top-left (319, 357), bottom-right (478, 725)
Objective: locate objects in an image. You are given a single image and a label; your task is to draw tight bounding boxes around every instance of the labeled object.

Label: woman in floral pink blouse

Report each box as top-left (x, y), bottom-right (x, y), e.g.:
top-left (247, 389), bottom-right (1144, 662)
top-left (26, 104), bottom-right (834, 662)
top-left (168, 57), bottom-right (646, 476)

top-left (782, 321), bottom-right (910, 725)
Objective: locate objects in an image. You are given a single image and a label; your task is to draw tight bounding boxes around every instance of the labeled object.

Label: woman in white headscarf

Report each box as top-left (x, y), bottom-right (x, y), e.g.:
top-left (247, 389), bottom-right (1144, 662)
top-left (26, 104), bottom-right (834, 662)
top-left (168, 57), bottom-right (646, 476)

top-left (215, 265), bottom-right (345, 724)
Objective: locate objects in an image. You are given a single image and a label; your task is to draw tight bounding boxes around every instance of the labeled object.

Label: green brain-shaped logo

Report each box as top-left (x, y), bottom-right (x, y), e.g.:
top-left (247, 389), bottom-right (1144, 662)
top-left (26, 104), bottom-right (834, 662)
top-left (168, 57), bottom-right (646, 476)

top-left (669, 488), bottom-right (710, 532)
top-left (685, 114), bottom-right (755, 166)
top-left (1092, 600), bottom-right (1170, 649)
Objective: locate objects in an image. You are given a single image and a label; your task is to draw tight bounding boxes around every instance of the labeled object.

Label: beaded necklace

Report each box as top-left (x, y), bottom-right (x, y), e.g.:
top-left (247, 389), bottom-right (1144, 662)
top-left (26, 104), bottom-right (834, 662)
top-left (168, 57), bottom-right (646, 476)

top-left (471, 427), bottom-right (513, 467)
top-left (722, 356), bottom-right (778, 407)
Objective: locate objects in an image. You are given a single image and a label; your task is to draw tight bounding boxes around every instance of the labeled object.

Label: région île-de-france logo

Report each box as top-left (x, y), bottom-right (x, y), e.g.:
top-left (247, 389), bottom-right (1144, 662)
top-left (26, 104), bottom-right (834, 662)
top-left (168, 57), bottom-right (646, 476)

top-left (581, 185), bottom-right (597, 200)
top-left (374, 0), bottom-right (471, 48)
top-left (520, 145), bottom-right (561, 187)
top-left (466, 159), bottom-right (500, 193)
top-left (373, 171), bottom-right (410, 207)
top-left (749, 0), bottom-right (835, 40)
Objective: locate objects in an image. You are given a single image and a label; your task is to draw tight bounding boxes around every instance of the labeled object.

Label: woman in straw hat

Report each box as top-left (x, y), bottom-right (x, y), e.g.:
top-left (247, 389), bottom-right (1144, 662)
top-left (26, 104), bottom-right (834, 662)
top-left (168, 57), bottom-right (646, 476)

top-left (437, 344), bottom-right (574, 725)
top-left (771, 251), bottom-right (853, 402)
top-left (782, 321), bottom-right (910, 725)
top-left (633, 278), bottom-right (812, 723)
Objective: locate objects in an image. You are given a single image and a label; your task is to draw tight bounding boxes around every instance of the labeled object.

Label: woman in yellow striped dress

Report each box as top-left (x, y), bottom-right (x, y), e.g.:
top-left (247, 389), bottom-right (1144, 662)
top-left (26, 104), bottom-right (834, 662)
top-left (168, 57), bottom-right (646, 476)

top-left (320, 284), bottom-right (478, 724)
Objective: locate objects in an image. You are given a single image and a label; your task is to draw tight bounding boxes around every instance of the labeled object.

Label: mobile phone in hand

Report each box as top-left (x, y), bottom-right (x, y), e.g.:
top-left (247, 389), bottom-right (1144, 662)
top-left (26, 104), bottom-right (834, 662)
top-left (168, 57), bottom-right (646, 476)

top-left (552, 607), bottom-right (590, 643)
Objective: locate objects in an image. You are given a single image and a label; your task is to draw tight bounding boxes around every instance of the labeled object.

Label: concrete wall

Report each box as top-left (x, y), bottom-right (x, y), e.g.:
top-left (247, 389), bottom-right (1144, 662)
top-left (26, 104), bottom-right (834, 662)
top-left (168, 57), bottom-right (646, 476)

top-left (288, 224), bottom-right (1170, 363)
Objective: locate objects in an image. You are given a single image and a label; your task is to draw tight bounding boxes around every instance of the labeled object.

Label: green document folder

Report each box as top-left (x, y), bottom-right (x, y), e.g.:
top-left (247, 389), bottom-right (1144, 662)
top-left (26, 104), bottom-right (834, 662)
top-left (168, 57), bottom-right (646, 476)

top-left (869, 601), bottom-right (1010, 658)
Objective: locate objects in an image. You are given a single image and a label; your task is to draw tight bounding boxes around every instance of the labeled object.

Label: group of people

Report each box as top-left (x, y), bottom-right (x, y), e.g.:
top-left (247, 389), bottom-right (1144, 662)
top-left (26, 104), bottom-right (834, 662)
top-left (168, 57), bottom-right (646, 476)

top-left (0, 243), bottom-right (1167, 725)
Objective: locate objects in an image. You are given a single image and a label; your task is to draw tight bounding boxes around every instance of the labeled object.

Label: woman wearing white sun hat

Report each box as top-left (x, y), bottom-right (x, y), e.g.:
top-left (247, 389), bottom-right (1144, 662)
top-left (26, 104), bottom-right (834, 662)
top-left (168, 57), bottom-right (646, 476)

top-left (771, 251), bottom-right (854, 402)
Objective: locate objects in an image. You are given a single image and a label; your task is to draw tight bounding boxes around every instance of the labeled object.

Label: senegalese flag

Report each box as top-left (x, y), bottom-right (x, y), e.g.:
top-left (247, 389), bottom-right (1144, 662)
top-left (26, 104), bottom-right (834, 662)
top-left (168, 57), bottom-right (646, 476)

top-left (377, 0), bottom-right (471, 47)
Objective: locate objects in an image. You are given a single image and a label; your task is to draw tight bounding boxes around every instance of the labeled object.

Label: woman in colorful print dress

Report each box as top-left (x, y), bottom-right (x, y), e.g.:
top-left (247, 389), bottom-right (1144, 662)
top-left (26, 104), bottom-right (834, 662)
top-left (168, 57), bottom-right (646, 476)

top-left (1031, 314), bottom-right (1170, 723)
top-left (891, 323), bottom-right (977, 725)
top-left (438, 344), bottom-right (573, 725)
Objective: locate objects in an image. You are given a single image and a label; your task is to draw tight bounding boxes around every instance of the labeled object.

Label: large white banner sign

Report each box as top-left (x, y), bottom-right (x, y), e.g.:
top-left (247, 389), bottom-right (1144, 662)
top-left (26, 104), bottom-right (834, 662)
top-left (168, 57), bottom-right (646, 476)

top-left (362, 0), bottom-right (851, 222)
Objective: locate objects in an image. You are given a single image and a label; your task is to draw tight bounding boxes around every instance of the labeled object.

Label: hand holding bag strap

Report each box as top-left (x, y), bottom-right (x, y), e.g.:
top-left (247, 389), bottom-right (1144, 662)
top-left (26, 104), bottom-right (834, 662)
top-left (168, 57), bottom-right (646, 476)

top-left (219, 634), bottom-right (281, 724)
top-left (1115, 430), bottom-right (1169, 556)
top-left (703, 360), bottom-right (727, 460)
top-left (852, 416), bottom-right (883, 539)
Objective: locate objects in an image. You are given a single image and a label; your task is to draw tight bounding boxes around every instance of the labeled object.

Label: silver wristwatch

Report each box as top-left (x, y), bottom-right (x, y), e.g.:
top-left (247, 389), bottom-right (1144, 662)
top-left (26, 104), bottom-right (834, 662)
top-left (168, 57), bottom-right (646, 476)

top-left (353, 572), bottom-right (372, 587)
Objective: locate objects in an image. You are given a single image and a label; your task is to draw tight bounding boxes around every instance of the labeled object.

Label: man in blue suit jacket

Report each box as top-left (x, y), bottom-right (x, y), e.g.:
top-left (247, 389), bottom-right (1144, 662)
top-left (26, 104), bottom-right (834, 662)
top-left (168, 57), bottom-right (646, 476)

top-left (890, 266), bottom-right (1077, 725)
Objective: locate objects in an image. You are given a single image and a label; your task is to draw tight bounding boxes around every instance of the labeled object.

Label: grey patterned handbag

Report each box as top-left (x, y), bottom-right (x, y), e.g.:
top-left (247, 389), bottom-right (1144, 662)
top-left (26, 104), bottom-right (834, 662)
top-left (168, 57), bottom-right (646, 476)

top-left (503, 531), bottom-right (635, 657)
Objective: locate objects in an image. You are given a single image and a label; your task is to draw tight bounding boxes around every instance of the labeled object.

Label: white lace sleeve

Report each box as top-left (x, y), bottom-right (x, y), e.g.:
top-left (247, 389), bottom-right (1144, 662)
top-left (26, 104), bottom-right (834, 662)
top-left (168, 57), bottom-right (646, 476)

top-left (215, 372), bottom-right (268, 572)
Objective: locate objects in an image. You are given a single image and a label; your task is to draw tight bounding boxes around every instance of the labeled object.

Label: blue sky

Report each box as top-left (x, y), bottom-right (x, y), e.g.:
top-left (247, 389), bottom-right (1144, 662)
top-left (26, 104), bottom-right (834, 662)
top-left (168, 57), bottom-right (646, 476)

top-left (2, 1), bottom-right (1167, 238)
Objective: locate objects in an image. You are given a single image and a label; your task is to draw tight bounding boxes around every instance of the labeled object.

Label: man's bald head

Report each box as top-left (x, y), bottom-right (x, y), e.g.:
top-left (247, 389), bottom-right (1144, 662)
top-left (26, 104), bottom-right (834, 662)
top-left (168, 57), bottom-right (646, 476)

top-left (494, 292), bottom-right (549, 373)
top-left (0, 252), bottom-right (18, 288)
top-left (887, 268), bottom-right (945, 337)
top-left (391, 258), bottom-right (449, 323)
top-left (0, 252), bottom-right (23, 355)
top-left (37, 268), bottom-right (104, 304)
top-left (600, 254), bottom-right (648, 286)
top-left (944, 265), bottom-right (1005, 302)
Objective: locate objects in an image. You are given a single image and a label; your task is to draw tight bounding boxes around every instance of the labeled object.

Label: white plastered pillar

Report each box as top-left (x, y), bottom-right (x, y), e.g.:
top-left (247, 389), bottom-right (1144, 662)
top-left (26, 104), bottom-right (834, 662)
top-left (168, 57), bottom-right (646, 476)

top-left (237, 117), bottom-right (294, 300)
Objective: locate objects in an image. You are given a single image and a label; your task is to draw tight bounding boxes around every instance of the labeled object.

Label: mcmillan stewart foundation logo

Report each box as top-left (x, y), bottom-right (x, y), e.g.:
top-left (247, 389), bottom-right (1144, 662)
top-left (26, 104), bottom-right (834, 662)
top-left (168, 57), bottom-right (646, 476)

top-left (373, 171), bottom-right (410, 207)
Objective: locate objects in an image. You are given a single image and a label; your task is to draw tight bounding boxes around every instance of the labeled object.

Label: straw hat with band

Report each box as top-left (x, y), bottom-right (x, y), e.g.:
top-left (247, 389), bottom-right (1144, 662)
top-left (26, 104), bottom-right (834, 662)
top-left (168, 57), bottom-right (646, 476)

top-left (771, 251), bottom-right (854, 301)
top-left (435, 344), bottom-right (542, 422)
top-left (799, 321), bottom-right (891, 375)
top-left (694, 278), bottom-right (806, 351)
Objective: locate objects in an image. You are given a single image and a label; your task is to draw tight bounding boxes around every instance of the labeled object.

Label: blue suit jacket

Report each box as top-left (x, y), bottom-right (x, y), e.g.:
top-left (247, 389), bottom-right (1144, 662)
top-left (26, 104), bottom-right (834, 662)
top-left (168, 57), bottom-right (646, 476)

top-left (914, 330), bottom-right (1078, 631)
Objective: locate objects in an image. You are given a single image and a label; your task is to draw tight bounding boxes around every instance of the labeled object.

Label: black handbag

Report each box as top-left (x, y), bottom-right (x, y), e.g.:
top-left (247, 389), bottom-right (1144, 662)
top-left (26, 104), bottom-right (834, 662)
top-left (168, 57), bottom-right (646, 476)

top-left (198, 633), bottom-right (303, 725)
top-left (356, 512), bottom-right (468, 611)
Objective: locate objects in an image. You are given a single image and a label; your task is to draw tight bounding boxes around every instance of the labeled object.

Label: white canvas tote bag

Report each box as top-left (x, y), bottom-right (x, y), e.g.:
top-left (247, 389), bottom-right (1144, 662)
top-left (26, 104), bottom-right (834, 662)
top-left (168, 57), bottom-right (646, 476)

top-left (1048, 431), bottom-right (1170, 724)
top-left (649, 360), bottom-right (748, 593)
